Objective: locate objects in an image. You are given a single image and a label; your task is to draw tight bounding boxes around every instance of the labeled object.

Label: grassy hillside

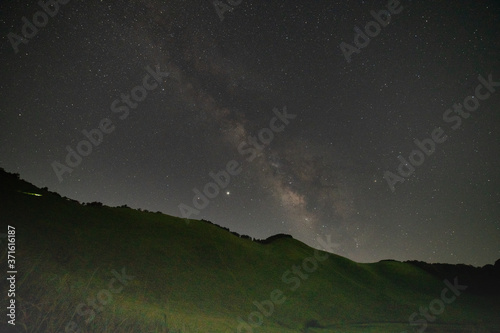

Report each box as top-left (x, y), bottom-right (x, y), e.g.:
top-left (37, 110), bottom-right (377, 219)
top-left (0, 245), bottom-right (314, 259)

top-left (0, 169), bottom-right (498, 332)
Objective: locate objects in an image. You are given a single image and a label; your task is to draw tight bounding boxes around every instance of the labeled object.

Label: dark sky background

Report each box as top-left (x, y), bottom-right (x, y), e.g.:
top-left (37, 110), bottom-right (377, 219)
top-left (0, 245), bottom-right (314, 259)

top-left (1, 0), bottom-right (499, 266)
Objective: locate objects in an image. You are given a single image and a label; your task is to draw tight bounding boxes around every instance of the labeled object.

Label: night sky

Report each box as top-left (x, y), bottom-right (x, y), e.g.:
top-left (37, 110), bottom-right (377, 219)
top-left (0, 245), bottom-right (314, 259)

top-left (1, 0), bottom-right (499, 266)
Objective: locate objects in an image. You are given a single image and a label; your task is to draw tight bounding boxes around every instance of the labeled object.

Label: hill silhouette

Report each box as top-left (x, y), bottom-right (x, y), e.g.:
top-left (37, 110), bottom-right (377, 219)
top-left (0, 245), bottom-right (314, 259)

top-left (0, 168), bottom-right (498, 332)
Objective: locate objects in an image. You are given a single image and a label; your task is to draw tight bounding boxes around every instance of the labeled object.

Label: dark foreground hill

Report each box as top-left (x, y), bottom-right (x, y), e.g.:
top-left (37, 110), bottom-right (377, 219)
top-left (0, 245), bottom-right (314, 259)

top-left (0, 168), bottom-right (499, 333)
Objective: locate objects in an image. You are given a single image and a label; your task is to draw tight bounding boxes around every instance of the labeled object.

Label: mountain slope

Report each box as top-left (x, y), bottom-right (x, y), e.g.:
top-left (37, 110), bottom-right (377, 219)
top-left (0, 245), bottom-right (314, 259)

top-left (0, 168), bottom-right (498, 332)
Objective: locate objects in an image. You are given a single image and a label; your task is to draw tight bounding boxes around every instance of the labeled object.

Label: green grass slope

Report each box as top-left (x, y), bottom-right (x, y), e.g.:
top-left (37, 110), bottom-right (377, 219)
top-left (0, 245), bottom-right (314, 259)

top-left (0, 169), bottom-right (498, 332)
